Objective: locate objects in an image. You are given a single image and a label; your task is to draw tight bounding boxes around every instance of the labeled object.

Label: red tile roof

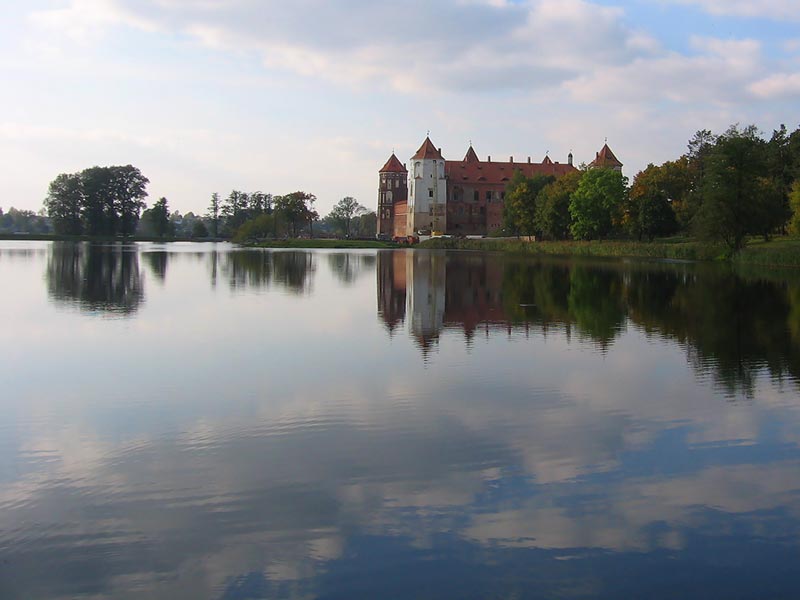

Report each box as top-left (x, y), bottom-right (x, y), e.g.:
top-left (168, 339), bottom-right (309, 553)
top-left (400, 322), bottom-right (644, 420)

top-left (412, 137), bottom-right (444, 160)
top-left (590, 144), bottom-right (623, 168)
top-left (445, 157), bottom-right (576, 184)
top-left (380, 153), bottom-right (407, 173)
top-left (542, 155), bottom-right (553, 165)
top-left (463, 146), bottom-right (480, 163)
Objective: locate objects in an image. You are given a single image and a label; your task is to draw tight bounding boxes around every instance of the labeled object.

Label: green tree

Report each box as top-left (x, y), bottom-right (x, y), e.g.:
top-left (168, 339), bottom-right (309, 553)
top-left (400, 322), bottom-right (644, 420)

top-left (144, 198), bottom-right (173, 239)
top-left (693, 125), bottom-right (783, 252)
top-left (790, 180), bottom-right (800, 235)
top-left (627, 164), bottom-right (679, 241)
top-left (45, 173), bottom-right (84, 235)
top-left (535, 171), bottom-right (582, 240)
top-left (503, 172), bottom-right (554, 237)
top-left (569, 168), bottom-right (628, 240)
top-left (329, 197), bottom-right (367, 237)
top-left (274, 191), bottom-right (316, 237)
top-left (111, 165), bottom-right (149, 236)
top-left (192, 220), bottom-right (209, 239)
top-left (207, 192), bottom-right (221, 238)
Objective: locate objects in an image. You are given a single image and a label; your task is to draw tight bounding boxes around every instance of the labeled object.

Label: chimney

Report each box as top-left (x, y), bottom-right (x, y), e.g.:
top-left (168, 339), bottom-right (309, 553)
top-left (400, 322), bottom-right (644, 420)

top-left (568, 153), bottom-right (573, 166)
top-left (438, 148), bottom-right (442, 154)
top-left (527, 156), bottom-right (531, 163)
top-left (510, 156), bottom-right (513, 163)
top-left (488, 155), bottom-right (491, 162)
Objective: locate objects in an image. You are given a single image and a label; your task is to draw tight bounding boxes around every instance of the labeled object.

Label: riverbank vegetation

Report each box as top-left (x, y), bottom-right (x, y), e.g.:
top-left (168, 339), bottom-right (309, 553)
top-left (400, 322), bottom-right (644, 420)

top-left (498, 123), bottom-right (800, 257)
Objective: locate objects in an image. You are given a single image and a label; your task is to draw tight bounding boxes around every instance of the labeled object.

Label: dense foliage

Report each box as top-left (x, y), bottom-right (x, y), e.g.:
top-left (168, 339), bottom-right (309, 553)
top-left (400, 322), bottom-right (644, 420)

top-left (497, 121), bottom-right (800, 252)
top-left (45, 165), bottom-right (149, 236)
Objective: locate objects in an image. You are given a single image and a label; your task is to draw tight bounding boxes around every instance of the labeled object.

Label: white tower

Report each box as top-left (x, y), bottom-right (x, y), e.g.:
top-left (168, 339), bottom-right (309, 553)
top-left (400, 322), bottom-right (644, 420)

top-left (408, 136), bottom-right (447, 235)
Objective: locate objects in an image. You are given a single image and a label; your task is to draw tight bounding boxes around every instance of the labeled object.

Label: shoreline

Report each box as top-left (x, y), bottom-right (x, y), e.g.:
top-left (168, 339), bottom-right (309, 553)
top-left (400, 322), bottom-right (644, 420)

top-left (418, 236), bottom-right (800, 268)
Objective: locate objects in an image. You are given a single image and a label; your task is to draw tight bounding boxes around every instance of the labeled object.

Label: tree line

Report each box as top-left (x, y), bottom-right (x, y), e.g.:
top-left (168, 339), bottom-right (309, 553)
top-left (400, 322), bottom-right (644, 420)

top-left (42, 168), bottom-right (376, 241)
top-left (502, 122), bottom-right (800, 252)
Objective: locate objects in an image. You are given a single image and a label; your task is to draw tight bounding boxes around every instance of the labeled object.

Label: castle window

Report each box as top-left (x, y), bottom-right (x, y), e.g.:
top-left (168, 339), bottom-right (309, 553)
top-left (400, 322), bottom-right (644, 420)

top-left (501, 191), bottom-right (506, 200)
top-left (473, 190), bottom-right (479, 202)
top-left (428, 189), bottom-right (433, 198)
top-left (486, 191), bottom-right (492, 202)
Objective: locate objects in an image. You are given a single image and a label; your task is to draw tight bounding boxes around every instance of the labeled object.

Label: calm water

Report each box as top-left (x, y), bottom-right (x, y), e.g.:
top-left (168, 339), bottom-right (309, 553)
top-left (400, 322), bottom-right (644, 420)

top-left (2, 241), bottom-right (800, 599)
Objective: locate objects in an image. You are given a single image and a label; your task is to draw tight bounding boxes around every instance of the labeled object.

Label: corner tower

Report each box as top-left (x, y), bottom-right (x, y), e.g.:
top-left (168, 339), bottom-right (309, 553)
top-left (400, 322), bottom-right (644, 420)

top-left (378, 153), bottom-right (408, 237)
top-left (590, 143), bottom-right (623, 173)
top-left (408, 137), bottom-right (447, 235)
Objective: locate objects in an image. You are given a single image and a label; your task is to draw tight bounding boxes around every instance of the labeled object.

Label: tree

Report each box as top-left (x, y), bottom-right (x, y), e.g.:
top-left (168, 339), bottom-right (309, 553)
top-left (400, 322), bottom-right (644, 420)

top-left (682, 130), bottom-right (717, 230)
top-left (144, 197), bottom-right (173, 239)
top-left (693, 125), bottom-right (784, 252)
top-left (111, 165), bottom-right (149, 236)
top-left (46, 165), bottom-right (149, 237)
top-left (192, 220), bottom-right (209, 239)
top-left (221, 190), bottom-right (249, 234)
top-left (569, 168), bottom-right (628, 240)
top-left (627, 164), bottom-right (679, 241)
top-left (274, 191), bottom-right (316, 237)
top-left (207, 193), bottom-right (221, 238)
top-left (535, 171), bottom-right (582, 240)
top-left (329, 197), bottom-right (367, 237)
top-left (45, 173), bottom-right (83, 235)
top-left (503, 172), bottom-right (554, 237)
top-left (789, 180), bottom-right (800, 235)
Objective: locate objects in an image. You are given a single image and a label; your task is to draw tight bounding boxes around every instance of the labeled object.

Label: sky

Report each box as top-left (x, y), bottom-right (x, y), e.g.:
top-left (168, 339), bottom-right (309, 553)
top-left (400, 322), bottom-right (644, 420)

top-left (1, 0), bottom-right (799, 217)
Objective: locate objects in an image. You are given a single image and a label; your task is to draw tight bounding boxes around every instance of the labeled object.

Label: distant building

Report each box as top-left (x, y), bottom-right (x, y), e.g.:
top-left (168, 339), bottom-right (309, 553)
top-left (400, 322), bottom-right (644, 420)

top-left (378, 136), bottom-right (622, 237)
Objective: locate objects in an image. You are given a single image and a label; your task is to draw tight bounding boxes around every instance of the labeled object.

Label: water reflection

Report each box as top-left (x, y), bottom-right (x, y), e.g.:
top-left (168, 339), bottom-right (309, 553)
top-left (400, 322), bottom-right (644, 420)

top-left (142, 249), bottom-right (169, 283)
top-left (217, 250), bottom-right (316, 294)
top-left (378, 252), bottom-right (800, 396)
top-left (3, 243), bottom-right (800, 599)
top-left (46, 242), bottom-right (144, 314)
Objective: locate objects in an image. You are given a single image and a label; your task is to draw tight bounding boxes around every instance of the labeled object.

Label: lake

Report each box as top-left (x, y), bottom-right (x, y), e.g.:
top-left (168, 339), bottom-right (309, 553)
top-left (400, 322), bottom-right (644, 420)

top-left (1, 240), bottom-right (800, 599)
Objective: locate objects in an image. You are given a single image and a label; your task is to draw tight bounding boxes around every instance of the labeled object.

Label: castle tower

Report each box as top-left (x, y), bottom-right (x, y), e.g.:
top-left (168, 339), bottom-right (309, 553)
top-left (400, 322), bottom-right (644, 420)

top-left (408, 136), bottom-right (447, 235)
top-left (590, 143), bottom-right (623, 173)
top-left (378, 153), bottom-right (408, 237)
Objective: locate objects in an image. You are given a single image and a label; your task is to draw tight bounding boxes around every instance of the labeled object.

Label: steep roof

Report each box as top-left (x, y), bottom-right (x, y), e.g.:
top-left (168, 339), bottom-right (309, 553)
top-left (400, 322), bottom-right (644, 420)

top-left (463, 145), bottom-right (480, 163)
top-left (412, 137), bottom-right (444, 160)
top-left (542, 155), bottom-right (553, 165)
top-left (380, 153), bottom-right (407, 173)
top-left (590, 143), bottom-right (623, 168)
top-left (445, 158), bottom-right (576, 184)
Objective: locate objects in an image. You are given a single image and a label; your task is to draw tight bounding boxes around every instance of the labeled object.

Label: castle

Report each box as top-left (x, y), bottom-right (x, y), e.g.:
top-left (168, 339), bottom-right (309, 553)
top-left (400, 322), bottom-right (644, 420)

top-left (378, 136), bottom-right (622, 237)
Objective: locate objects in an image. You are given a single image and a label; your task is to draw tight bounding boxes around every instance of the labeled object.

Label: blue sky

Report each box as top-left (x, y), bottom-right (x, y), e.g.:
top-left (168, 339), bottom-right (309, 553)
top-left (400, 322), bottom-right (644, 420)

top-left (1, 0), bottom-right (799, 216)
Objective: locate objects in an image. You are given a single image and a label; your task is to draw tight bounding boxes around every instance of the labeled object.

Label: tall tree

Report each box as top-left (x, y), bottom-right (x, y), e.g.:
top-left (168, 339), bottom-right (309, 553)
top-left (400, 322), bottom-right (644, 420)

top-left (45, 173), bottom-right (83, 235)
top-left (110, 165), bottom-right (149, 237)
top-left (693, 125), bottom-right (783, 251)
top-left (207, 193), bottom-right (221, 238)
top-left (329, 197), bottom-right (366, 237)
top-left (274, 191), bottom-right (316, 237)
top-left (144, 197), bottom-right (173, 239)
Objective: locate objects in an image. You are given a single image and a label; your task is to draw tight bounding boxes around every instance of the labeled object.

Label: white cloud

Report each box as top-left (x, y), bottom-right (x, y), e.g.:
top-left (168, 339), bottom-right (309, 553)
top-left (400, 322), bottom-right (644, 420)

top-left (28, 0), bottom-right (655, 93)
top-left (565, 37), bottom-right (763, 105)
top-left (750, 72), bottom-right (800, 97)
top-left (664, 0), bottom-right (800, 21)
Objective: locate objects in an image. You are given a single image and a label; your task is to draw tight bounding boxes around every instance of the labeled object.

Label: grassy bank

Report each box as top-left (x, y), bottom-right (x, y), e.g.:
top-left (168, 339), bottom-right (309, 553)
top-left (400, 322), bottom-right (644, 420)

top-left (253, 239), bottom-right (397, 249)
top-left (419, 236), bottom-right (800, 267)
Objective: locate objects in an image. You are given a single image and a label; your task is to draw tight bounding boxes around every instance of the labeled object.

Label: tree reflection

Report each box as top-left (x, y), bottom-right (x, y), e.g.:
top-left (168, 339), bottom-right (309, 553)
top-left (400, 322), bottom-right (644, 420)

top-left (219, 250), bottom-right (316, 294)
top-left (377, 252), bottom-right (800, 395)
top-left (142, 251), bottom-right (169, 283)
top-left (46, 242), bottom-right (144, 314)
top-left (327, 253), bottom-right (376, 285)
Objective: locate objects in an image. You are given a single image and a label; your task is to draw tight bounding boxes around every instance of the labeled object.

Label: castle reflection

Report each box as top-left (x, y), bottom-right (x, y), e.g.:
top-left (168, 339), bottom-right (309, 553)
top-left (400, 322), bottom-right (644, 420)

top-left (377, 250), bottom-right (800, 396)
